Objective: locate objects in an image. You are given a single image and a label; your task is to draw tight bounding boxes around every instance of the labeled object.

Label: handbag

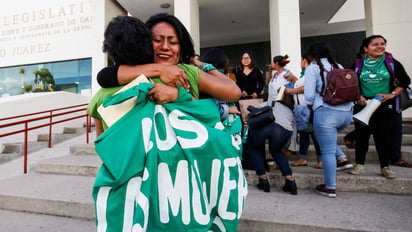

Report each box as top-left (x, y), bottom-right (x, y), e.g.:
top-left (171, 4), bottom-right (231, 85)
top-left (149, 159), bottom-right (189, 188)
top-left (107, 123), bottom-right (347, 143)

top-left (276, 85), bottom-right (295, 110)
top-left (399, 88), bottom-right (412, 111)
top-left (247, 105), bottom-right (275, 128)
top-left (294, 105), bottom-right (313, 132)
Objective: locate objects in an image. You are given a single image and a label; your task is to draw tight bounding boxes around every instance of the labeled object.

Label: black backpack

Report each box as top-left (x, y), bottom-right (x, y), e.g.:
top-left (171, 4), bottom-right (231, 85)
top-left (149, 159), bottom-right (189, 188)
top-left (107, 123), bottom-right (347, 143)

top-left (321, 68), bottom-right (360, 105)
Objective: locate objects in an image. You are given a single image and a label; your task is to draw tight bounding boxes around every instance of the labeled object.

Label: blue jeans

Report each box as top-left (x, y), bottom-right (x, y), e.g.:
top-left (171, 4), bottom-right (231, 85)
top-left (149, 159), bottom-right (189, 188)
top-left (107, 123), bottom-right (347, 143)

top-left (314, 107), bottom-right (352, 189)
top-left (298, 131), bottom-right (321, 160)
top-left (248, 122), bottom-right (293, 177)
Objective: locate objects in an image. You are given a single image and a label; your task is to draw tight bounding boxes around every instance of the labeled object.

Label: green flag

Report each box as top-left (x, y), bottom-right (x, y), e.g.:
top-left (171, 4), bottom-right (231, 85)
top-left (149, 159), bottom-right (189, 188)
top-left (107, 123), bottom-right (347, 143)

top-left (93, 83), bottom-right (247, 232)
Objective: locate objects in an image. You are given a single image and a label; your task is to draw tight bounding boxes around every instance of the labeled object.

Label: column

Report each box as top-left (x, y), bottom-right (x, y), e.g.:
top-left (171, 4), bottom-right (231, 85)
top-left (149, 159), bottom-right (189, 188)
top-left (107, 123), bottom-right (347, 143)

top-left (364, 0), bottom-right (412, 75)
top-left (268, 0), bottom-right (301, 75)
top-left (174, 0), bottom-right (200, 54)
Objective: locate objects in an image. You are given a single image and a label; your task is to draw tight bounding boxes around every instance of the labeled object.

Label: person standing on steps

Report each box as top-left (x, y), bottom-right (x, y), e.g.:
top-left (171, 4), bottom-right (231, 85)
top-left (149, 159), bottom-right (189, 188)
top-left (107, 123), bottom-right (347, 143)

top-left (286, 53), bottom-right (323, 169)
top-left (348, 35), bottom-right (411, 178)
top-left (247, 55), bottom-right (298, 195)
top-left (233, 51), bottom-right (265, 100)
top-left (304, 42), bottom-right (353, 198)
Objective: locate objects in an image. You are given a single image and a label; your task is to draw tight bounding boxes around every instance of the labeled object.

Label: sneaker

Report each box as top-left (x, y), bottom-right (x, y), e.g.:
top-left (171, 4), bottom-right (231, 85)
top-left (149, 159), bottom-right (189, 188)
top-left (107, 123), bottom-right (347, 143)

top-left (314, 184), bottom-right (336, 198)
top-left (337, 159), bottom-right (353, 171)
top-left (381, 167), bottom-right (396, 179)
top-left (348, 164), bottom-right (365, 175)
top-left (257, 178), bottom-right (270, 192)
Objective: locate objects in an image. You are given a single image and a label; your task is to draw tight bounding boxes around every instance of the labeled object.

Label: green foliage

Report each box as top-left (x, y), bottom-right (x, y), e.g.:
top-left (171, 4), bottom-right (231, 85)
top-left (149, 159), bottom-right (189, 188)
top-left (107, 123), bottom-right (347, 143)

top-left (19, 67), bottom-right (26, 75)
top-left (33, 68), bottom-right (56, 92)
top-left (23, 84), bottom-right (33, 92)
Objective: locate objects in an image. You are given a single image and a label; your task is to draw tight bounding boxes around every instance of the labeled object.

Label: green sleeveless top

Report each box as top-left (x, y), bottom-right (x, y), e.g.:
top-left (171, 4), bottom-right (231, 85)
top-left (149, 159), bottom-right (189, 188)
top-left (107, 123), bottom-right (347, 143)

top-left (88, 64), bottom-right (200, 130)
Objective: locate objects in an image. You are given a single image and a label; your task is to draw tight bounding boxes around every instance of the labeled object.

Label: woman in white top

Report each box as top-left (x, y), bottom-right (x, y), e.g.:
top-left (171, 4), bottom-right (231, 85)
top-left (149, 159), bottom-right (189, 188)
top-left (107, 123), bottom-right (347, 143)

top-left (248, 55), bottom-right (298, 195)
top-left (286, 53), bottom-right (322, 168)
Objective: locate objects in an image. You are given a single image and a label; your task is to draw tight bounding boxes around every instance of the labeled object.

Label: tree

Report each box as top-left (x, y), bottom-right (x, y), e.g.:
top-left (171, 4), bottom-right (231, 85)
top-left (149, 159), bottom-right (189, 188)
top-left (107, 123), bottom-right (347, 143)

top-left (19, 67), bottom-right (26, 87)
top-left (33, 68), bottom-right (56, 92)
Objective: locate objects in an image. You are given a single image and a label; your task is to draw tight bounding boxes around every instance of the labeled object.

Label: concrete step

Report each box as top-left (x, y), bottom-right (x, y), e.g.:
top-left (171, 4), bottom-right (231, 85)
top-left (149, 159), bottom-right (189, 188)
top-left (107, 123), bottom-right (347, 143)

top-left (303, 145), bottom-right (412, 164)
top-left (33, 150), bottom-right (412, 195)
top-left (245, 163), bottom-right (412, 195)
top-left (238, 188), bottom-right (412, 232)
top-left (340, 122), bottom-right (412, 134)
top-left (35, 155), bottom-right (101, 176)
top-left (0, 209), bottom-right (96, 232)
top-left (0, 173), bottom-right (95, 219)
top-left (37, 133), bottom-right (80, 144)
top-left (1, 176), bottom-right (410, 232)
top-left (69, 143), bottom-right (97, 156)
top-left (336, 133), bottom-right (412, 145)
top-left (1, 141), bottom-right (48, 155)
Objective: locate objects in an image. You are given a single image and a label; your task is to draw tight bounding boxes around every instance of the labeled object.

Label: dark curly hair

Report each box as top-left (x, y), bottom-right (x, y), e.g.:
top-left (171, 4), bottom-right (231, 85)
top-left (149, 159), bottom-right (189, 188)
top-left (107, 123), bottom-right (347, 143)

top-left (272, 55), bottom-right (290, 67)
top-left (103, 16), bottom-right (154, 65)
top-left (146, 13), bottom-right (195, 64)
top-left (201, 48), bottom-right (228, 72)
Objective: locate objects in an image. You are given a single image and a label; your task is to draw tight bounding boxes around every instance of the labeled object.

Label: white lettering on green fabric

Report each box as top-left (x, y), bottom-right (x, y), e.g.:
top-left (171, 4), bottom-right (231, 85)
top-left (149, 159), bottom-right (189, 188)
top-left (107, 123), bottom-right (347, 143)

top-left (123, 169), bottom-right (149, 232)
top-left (169, 109), bottom-right (208, 149)
top-left (191, 163), bottom-right (210, 225)
top-left (154, 105), bottom-right (177, 151)
top-left (231, 133), bottom-right (242, 150)
top-left (237, 158), bottom-right (248, 219)
top-left (207, 159), bottom-right (221, 209)
top-left (218, 158), bottom-right (237, 220)
top-left (142, 118), bottom-right (153, 153)
top-left (158, 161), bottom-right (191, 224)
top-left (96, 187), bottom-right (111, 232)
top-left (156, 157), bottom-right (244, 225)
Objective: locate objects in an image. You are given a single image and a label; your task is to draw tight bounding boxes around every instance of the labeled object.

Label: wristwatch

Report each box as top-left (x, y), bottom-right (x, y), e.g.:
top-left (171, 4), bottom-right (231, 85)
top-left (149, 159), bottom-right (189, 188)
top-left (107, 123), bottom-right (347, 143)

top-left (391, 91), bottom-right (397, 96)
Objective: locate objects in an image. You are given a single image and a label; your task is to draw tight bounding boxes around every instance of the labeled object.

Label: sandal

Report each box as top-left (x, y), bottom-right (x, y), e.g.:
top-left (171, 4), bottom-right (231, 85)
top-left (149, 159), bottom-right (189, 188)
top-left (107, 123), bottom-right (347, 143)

top-left (396, 160), bottom-right (412, 168)
top-left (284, 149), bottom-right (296, 158)
top-left (291, 159), bottom-right (308, 166)
top-left (314, 161), bottom-right (323, 169)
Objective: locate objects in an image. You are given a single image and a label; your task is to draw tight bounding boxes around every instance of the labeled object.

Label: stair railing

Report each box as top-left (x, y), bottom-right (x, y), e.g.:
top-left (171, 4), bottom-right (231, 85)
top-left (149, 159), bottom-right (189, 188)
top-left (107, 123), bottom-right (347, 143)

top-left (0, 103), bottom-right (91, 174)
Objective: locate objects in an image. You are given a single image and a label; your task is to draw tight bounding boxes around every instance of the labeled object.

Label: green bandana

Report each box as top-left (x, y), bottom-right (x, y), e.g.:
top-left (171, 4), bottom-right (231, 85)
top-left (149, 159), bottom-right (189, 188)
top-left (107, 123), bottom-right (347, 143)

top-left (363, 56), bottom-right (385, 74)
top-left (93, 83), bottom-right (247, 232)
top-left (360, 56), bottom-right (390, 97)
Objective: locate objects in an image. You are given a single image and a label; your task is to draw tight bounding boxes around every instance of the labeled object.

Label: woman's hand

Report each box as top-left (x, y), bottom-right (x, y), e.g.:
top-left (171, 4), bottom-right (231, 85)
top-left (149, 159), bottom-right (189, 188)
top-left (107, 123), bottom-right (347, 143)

top-left (158, 65), bottom-right (189, 90)
top-left (356, 96), bottom-right (367, 105)
top-left (148, 83), bottom-right (179, 104)
top-left (241, 91), bottom-right (249, 98)
top-left (377, 93), bottom-right (397, 102)
top-left (251, 92), bottom-right (258, 99)
top-left (229, 106), bottom-right (241, 115)
top-left (190, 55), bottom-right (202, 68)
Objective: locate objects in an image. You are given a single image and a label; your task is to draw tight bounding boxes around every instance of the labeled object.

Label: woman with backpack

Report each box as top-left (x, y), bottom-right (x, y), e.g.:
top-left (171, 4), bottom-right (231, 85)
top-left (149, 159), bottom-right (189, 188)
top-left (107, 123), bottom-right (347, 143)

top-left (304, 42), bottom-right (353, 198)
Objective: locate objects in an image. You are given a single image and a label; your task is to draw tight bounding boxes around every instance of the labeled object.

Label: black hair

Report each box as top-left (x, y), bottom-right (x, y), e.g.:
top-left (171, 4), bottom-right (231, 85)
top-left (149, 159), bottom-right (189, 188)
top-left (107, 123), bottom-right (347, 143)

top-left (201, 48), bottom-right (228, 71)
top-left (301, 53), bottom-right (313, 63)
top-left (308, 42), bottom-right (339, 80)
top-left (272, 55), bottom-right (290, 67)
top-left (145, 13), bottom-right (195, 64)
top-left (238, 51), bottom-right (255, 70)
top-left (361, 35), bottom-right (387, 50)
top-left (103, 15), bottom-right (153, 65)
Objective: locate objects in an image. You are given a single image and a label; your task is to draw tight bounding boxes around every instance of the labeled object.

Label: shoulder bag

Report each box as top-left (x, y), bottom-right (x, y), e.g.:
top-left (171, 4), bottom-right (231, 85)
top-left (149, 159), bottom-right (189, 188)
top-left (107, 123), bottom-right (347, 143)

top-left (399, 87), bottom-right (412, 111)
top-left (247, 105), bottom-right (275, 129)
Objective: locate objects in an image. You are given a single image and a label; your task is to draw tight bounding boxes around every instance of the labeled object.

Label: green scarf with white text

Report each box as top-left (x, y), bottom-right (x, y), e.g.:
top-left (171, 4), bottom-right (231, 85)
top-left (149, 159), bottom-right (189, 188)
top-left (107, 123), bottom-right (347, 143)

top-left (93, 83), bottom-right (247, 232)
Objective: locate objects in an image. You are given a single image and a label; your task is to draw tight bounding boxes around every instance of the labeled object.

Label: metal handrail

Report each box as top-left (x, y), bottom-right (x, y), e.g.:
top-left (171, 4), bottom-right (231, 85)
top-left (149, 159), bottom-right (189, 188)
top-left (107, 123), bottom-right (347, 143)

top-left (0, 103), bottom-right (91, 174)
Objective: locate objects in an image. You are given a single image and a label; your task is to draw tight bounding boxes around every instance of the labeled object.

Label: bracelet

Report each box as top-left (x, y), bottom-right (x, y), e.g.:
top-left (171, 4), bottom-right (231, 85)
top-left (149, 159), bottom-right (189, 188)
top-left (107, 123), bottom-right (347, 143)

top-left (201, 63), bottom-right (216, 72)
